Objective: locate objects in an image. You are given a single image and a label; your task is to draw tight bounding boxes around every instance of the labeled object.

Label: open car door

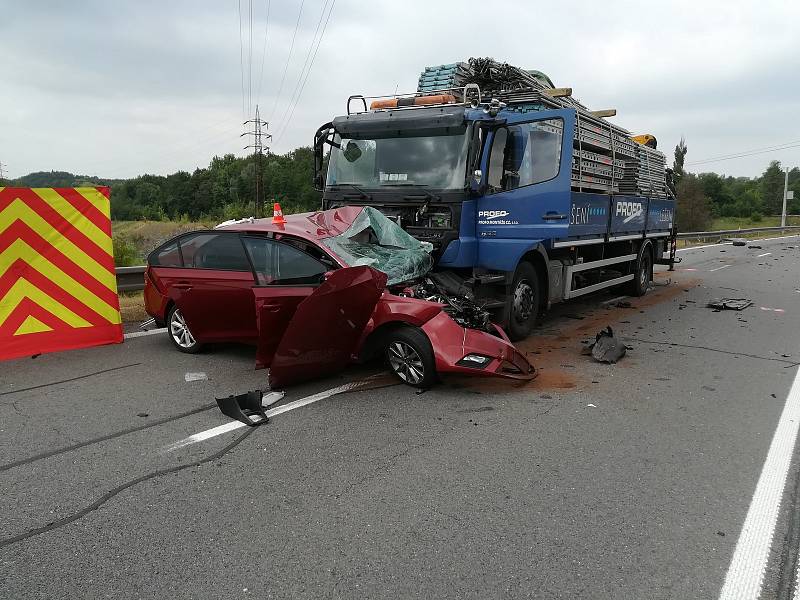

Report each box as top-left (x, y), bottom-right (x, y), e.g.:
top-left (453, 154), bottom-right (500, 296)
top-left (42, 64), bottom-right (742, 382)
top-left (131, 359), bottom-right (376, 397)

top-left (265, 266), bottom-right (387, 387)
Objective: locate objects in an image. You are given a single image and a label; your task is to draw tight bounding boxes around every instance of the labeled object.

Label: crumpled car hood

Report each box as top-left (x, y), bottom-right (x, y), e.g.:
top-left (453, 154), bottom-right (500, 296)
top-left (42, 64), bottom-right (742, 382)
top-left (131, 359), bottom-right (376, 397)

top-left (322, 206), bottom-right (434, 285)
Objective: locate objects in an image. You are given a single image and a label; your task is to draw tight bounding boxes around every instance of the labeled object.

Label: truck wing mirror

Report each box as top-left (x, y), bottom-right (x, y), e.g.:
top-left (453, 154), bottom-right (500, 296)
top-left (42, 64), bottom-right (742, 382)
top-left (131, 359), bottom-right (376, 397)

top-left (313, 122), bottom-right (334, 192)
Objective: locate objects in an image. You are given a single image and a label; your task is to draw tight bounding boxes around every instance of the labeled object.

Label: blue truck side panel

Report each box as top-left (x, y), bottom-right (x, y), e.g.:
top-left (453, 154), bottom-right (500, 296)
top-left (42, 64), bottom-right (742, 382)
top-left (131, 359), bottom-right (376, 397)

top-left (609, 195), bottom-right (648, 235)
top-left (646, 198), bottom-right (675, 233)
top-left (566, 192), bottom-right (610, 240)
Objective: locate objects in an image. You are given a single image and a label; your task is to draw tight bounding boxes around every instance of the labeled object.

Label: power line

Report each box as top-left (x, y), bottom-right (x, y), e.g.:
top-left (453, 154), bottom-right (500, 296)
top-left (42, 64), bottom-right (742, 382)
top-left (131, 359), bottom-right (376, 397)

top-left (248, 0), bottom-right (254, 117)
top-left (255, 0), bottom-right (272, 106)
top-left (687, 140), bottom-right (800, 166)
top-left (269, 0), bottom-right (306, 123)
top-left (275, 0), bottom-right (336, 145)
top-left (272, 0), bottom-right (330, 133)
top-left (238, 0), bottom-right (246, 119)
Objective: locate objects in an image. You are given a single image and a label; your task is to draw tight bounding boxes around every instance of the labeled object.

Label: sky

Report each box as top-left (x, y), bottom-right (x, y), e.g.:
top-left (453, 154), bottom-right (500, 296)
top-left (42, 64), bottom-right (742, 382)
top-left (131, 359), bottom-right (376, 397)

top-left (1, 0), bottom-right (798, 180)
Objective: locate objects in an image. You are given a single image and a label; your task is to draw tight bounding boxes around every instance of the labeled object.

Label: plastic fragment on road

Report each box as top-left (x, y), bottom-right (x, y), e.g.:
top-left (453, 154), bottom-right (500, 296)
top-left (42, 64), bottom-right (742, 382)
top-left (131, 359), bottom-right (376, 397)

top-left (216, 390), bottom-right (269, 426)
top-left (587, 403), bottom-right (597, 408)
top-left (707, 298), bottom-right (753, 311)
top-left (582, 326), bottom-right (627, 363)
top-left (184, 372), bottom-right (208, 382)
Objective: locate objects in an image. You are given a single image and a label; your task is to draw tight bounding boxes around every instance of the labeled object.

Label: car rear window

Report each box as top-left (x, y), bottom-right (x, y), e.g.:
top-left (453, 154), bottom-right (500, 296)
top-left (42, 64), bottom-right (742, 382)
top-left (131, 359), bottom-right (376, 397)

top-left (153, 241), bottom-right (182, 267)
top-left (150, 233), bottom-right (251, 271)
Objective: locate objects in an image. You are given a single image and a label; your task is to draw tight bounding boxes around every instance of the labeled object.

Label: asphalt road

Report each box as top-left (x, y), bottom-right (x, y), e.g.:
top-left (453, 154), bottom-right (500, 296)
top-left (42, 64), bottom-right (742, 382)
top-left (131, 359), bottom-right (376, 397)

top-left (2, 236), bottom-right (800, 599)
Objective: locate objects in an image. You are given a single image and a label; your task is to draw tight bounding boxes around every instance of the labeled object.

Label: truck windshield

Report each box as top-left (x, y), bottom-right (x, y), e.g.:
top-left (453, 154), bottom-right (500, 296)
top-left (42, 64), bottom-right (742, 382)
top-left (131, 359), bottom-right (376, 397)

top-left (326, 128), bottom-right (470, 190)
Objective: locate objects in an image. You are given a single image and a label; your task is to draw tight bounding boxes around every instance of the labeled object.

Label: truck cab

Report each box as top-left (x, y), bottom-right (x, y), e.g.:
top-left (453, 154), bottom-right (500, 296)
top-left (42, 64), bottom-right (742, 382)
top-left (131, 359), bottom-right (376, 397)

top-left (315, 91), bottom-right (676, 340)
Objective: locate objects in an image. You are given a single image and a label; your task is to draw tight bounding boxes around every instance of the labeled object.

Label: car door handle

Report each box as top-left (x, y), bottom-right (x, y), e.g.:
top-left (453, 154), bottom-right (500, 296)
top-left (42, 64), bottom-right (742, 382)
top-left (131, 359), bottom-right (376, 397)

top-left (262, 303), bottom-right (283, 313)
top-left (173, 283), bottom-right (193, 290)
top-left (542, 213), bottom-right (568, 220)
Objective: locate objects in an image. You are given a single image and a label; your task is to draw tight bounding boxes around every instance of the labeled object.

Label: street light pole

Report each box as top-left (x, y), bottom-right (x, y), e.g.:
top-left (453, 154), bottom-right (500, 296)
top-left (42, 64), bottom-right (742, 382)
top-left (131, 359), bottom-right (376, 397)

top-left (781, 167), bottom-right (789, 228)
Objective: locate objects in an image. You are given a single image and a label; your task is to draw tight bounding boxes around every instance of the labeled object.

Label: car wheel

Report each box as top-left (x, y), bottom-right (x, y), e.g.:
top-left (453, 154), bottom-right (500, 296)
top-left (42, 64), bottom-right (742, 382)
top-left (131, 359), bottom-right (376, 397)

top-left (385, 327), bottom-right (436, 389)
top-left (167, 306), bottom-right (202, 353)
top-left (508, 261), bottom-right (540, 341)
top-left (628, 247), bottom-right (652, 297)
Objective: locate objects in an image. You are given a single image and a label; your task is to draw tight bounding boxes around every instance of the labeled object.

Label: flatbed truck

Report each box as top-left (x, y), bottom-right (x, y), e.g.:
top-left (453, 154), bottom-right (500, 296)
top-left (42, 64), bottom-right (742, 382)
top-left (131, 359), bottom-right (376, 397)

top-left (313, 59), bottom-right (677, 340)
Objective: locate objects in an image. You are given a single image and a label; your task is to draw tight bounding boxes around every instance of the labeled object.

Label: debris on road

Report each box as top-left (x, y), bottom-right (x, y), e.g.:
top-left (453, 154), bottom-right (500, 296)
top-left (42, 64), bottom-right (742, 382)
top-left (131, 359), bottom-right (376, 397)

top-left (728, 239), bottom-right (746, 246)
top-left (184, 372), bottom-right (208, 382)
top-left (582, 327), bottom-right (627, 363)
top-left (216, 390), bottom-right (270, 426)
top-left (748, 245), bottom-right (762, 249)
top-left (707, 298), bottom-right (753, 311)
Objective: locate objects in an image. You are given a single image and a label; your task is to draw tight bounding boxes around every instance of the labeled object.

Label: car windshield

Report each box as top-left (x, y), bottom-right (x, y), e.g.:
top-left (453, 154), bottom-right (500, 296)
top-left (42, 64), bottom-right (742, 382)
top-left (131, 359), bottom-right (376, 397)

top-left (326, 128), bottom-right (470, 190)
top-left (322, 206), bottom-right (434, 285)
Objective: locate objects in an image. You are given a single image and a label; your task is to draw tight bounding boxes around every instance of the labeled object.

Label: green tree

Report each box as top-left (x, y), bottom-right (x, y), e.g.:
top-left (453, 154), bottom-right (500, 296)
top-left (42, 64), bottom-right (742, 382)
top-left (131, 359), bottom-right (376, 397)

top-left (676, 174), bottom-right (712, 231)
top-left (760, 160), bottom-right (785, 215)
top-left (673, 137), bottom-right (687, 186)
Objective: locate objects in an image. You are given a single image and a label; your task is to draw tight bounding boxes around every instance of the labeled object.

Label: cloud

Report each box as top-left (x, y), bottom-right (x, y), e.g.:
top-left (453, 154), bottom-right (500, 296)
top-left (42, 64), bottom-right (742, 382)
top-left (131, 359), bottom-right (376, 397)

top-left (1, 0), bottom-right (798, 179)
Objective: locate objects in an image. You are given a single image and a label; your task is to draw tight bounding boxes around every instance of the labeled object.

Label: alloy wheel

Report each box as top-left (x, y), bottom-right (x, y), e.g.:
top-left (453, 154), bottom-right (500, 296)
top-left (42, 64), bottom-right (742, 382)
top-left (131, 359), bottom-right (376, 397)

top-left (170, 309), bottom-right (196, 349)
top-left (387, 341), bottom-right (425, 385)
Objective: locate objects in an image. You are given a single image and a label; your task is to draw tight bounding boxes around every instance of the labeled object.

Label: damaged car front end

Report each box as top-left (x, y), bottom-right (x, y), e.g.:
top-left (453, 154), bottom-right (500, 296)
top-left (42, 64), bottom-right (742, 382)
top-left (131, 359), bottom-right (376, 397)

top-left (266, 206), bottom-right (536, 387)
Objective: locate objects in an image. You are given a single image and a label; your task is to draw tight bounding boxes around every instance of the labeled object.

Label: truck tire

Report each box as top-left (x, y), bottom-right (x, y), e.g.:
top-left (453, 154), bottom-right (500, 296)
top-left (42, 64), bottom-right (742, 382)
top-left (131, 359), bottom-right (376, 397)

top-left (508, 261), bottom-right (540, 341)
top-left (385, 327), bottom-right (437, 388)
top-left (627, 245), bottom-right (652, 297)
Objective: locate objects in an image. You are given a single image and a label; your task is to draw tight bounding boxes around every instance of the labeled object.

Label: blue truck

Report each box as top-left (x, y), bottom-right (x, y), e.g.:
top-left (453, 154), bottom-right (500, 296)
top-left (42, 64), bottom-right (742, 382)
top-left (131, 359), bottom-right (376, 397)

top-left (313, 59), bottom-right (677, 340)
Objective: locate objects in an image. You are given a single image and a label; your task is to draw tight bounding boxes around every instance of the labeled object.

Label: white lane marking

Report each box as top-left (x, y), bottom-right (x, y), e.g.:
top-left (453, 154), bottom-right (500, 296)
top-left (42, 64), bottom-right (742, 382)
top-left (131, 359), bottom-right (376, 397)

top-left (709, 265), bottom-right (731, 272)
top-left (601, 295), bottom-right (629, 306)
top-left (757, 252), bottom-right (772, 258)
top-left (124, 328), bottom-right (166, 340)
top-left (718, 365), bottom-right (800, 599)
top-left (677, 242), bottom-right (732, 252)
top-left (760, 307), bottom-right (786, 314)
top-left (162, 377), bottom-right (384, 452)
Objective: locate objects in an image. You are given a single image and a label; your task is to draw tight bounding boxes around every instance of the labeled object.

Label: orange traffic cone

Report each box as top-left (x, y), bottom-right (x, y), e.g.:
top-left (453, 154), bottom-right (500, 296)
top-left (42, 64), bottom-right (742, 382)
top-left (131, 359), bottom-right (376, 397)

top-left (272, 202), bottom-right (286, 225)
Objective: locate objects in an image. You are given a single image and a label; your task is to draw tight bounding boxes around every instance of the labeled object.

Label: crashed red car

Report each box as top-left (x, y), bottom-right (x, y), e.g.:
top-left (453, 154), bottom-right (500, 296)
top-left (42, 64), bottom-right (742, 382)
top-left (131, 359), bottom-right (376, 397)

top-left (143, 206), bottom-right (535, 388)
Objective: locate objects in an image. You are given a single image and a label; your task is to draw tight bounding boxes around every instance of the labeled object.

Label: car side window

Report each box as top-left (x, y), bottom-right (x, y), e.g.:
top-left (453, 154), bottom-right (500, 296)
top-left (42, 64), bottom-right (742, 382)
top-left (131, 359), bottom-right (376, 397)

top-left (178, 233), bottom-right (251, 271)
top-left (152, 241), bottom-right (182, 267)
top-left (487, 118), bottom-right (563, 192)
top-left (243, 237), bottom-right (328, 286)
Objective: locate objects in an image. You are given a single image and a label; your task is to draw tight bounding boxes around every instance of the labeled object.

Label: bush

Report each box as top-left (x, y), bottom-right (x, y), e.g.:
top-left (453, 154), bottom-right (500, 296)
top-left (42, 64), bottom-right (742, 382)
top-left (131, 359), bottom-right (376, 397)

top-left (113, 237), bottom-right (140, 267)
top-left (751, 212), bottom-right (763, 222)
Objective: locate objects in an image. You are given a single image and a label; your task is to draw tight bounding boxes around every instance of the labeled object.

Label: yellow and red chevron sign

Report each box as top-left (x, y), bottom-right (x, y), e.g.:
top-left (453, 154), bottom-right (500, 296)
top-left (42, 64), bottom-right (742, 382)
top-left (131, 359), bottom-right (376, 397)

top-left (0, 187), bottom-right (122, 361)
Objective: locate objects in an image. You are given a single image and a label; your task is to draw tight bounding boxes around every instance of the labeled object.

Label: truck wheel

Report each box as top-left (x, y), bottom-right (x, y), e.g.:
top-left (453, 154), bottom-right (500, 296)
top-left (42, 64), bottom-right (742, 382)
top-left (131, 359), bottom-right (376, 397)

top-left (508, 261), bottom-right (540, 341)
top-left (628, 247), bottom-right (652, 297)
top-left (385, 327), bottom-right (436, 388)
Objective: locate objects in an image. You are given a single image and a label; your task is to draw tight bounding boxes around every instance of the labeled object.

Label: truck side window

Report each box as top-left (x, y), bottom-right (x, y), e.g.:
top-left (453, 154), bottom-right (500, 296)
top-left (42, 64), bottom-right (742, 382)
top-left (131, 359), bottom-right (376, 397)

top-left (487, 128), bottom-right (508, 191)
top-left (488, 119), bottom-right (563, 192)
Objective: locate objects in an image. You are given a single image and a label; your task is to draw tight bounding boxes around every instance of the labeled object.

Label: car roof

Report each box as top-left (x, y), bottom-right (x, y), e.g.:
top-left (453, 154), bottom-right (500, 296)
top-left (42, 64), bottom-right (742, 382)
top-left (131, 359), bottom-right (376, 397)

top-left (218, 205), bottom-right (364, 242)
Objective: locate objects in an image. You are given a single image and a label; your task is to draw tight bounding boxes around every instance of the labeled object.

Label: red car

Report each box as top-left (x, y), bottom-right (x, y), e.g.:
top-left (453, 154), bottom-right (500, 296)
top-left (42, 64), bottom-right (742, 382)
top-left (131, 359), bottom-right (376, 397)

top-left (144, 206), bottom-right (534, 388)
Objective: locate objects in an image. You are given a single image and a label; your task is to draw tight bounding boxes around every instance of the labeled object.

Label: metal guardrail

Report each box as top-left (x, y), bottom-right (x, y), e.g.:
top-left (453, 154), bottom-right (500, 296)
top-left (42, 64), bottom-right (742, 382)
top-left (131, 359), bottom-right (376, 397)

top-left (113, 226), bottom-right (800, 293)
top-left (115, 266), bottom-right (146, 292)
top-left (677, 226), bottom-right (800, 240)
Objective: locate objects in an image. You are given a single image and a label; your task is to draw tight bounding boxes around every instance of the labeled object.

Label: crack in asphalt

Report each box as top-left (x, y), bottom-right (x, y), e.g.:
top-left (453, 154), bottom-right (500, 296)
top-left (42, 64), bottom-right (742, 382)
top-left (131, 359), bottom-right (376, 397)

top-left (0, 403), bottom-right (218, 473)
top-left (622, 337), bottom-right (799, 367)
top-left (0, 426), bottom-right (257, 549)
top-left (0, 363), bottom-right (142, 398)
